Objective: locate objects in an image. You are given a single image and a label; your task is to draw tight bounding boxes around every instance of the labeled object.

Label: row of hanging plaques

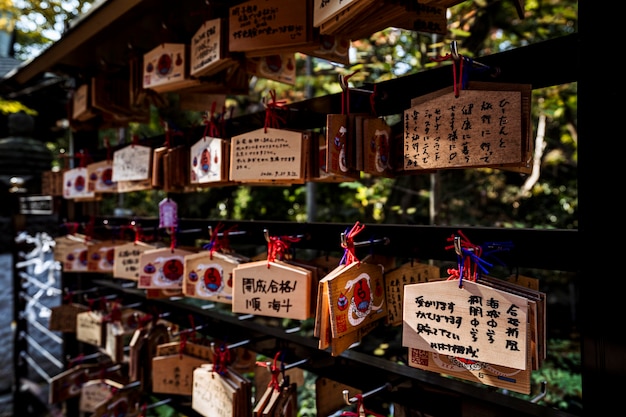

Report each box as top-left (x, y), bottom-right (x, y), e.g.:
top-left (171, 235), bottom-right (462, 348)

top-left (52, 227), bottom-right (545, 395)
top-left (53, 80), bottom-right (533, 200)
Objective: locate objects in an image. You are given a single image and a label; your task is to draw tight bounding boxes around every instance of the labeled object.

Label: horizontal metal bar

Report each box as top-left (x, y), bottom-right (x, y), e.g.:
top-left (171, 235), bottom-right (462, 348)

top-left (21, 332), bottom-right (64, 369)
top-left (20, 351), bottom-right (53, 384)
top-left (26, 316), bottom-right (64, 345)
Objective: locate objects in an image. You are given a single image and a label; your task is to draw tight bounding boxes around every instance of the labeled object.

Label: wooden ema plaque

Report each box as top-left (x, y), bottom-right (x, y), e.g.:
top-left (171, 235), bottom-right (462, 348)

top-left (229, 0), bottom-right (312, 55)
top-left (142, 43), bottom-right (201, 93)
top-left (183, 250), bottom-right (242, 303)
top-left (402, 279), bottom-right (529, 370)
top-left (313, 0), bottom-right (447, 40)
top-left (232, 259), bottom-right (313, 320)
top-left (325, 261), bottom-right (387, 339)
top-left (245, 54), bottom-right (297, 85)
top-left (384, 261), bottom-right (443, 326)
top-left (112, 144), bottom-right (152, 182)
top-left (403, 86), bottom-right (524, 171)
top-left (86, 240), bottom-right (118, 273)
top-left (190, 18), bottom-right (237, 78)
top-left (137, 247), bottom-right (193, 290)
top-left (190, 136), bottom-right (232, 185)
top-left (192, 364), bottom-right (252, 417)
top-left (54, 235), bottom-right (90, 272)
top-left (229, 127), bottom-right (307, 184)
top-left (112, 241), bottom-right (156, 281)
top-left (87, 160), bottom-right (117, 193)
top-left (63, 167), bottom-right (96, 200)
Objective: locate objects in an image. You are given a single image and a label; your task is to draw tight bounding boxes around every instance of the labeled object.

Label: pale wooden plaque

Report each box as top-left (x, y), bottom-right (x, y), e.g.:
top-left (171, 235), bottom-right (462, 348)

top-left (402, 279), bottom-right (528, 370)
top-left (183, 250), bottom-right (241, 303)
top-left (86, 240), bottom-right (118, 273)
top-left (54, 235), bottom-right (90, 272)
top-left (63, 167), bottom-right (95, 200)
top-left (76, 310), bottom-right (105, 347)
top-left (229, 127), bottom-right (305, 183)
top-left (111, 144), bottom-right (152, 182)
top-left (152, 354), bottom-right (208, 396)
top-left (384, 261), bottom-right (443, 326)
top-left (232, 260), bottom-right (312, 320)
top-left (313, 0), bottom-right (362, 28)
top-left (192, 365), bottom-right (237, 417)
top-left (87, 160), bottom-right (117, 193)
top-left (190, 136), bottom-right (226, 184)
top-left (137, 247), bottom-right (193, 290)
top-left (112, 241), bottom-right (155, 280)
top-left (229, 0), bottom-right (310, 53)
top-left (326, 262), bottom-right (387, 339)
top-left (403, 88), bottom-right (523, 170)
top-left (190, 18), bottom-right (235, 78)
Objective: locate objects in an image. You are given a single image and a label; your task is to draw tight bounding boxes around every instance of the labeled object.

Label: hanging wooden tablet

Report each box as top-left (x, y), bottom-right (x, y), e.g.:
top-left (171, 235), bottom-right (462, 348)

top-left (143, 43), bottom-right (201, 93)
top-left (71, 83), bottom-right (97, 122)
top-left (79, 378), bottom-right (125, 414)
top-left (112, 144), bottom-right (152, 183)
top-left (325, 113), bottom-right (360, 179)
top-left (404, 83), bottom-right (529, 171)
top-left (315, 259), bottom-right (382, 354)
top-left (152, 349), bottom-right (209, 396)
top-left (53, 234), bottom-right (90, 272)
top-left (479, 274), bottom-right (546, 369)
top-left (326, 261), bottom-right (387, 339)
top-left (383, 261), bottom-right (443, 326)
top-left (151, 146), bottom-right (168, 188)
top-left (49, 302), bottom-right (89, 333)
top-left (49, 362), bottom-right (112, 404)
top-left (183, 250), bottom-right (246, 304)
top-left (231, 259), bottom-right (313, 320)
top-left (63, 167), bottom-right (96, 200)
top-left (310, 131), bottom-right (354, 182)
top-left (362, 116), bottom-right (395, 177)
top-left (190, 136), bottom-right (233, 186)
top-left (300, 34), bottom-right (351, 66)
top-left (162, 145), bottom-right (191, 192)
top-left (190, 18), bottom-right (237, 79)
top-left (86, 239), bottom-right (119, 273)
top-left (229, 127), bottom-right (307, 185)
top-left (87, 160), bottom-right (118, 193)
top-left (91, 387), bottom-right (142, 417)
top-left (402, 279), bottom-right (529, 370)
top-left (229, 0), bottom-right (313, 56)
top-left (192, 364), bottom-right (242, 417)
top-left (42, 169), bottom-right (65, 196)
top-left (137, 247), bottom-right (194, 290)
top-left (245, 54), bottom-right (297, 85)
top-left (76, 309), bottom-right (106, 348)
top-left (113, 240), bottom-right (156, 281)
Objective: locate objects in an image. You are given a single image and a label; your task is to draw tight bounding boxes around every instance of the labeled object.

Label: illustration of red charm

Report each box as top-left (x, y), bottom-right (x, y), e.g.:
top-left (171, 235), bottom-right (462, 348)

top-left (203, 267), bottom-right (223, 293)
top-left (337, 292), bottom-right (349, 311)
top-left (162, 258), bottom-right (183, 281)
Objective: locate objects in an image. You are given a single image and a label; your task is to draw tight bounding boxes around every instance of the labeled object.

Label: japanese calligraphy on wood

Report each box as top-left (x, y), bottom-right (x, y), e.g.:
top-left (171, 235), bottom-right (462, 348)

top-left (229, 0), bottom-right (311, 55)
top-left (403, 87), bottom-right (523, 170)
top-left (402, 279), bottom-right (528, 370)
top-left (229, 127), bottom-right (306, 184)
top-left (232, 259), bottom-right (313, 320)
top-left (112, 144), bottom-right (151, 182)
top-left (190, 18), bottom-right (236, 78)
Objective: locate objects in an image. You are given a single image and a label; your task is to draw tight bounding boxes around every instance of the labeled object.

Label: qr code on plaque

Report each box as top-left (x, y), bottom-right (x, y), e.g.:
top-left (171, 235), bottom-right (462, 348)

top-left (410, 348), bottom-right (429, 366)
